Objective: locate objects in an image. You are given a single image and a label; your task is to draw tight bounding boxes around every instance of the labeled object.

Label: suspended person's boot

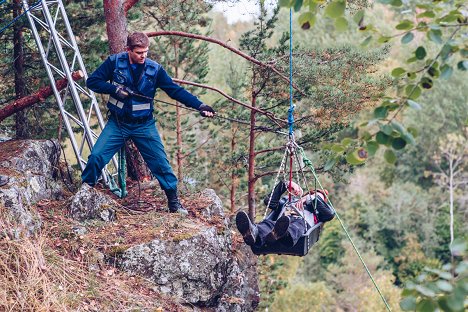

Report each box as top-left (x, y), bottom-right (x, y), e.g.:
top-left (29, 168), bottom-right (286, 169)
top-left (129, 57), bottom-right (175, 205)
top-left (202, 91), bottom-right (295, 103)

top-left (265, 215), bottom-right (290, 244)
top-left (164, 189), bottom-right (188, 215)
top-left (235, 211), bottom-right (258, 246)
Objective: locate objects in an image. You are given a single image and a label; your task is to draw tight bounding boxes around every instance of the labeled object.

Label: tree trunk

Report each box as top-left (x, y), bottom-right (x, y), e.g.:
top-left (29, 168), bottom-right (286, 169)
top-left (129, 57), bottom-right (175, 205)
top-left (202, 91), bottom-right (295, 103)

top-left (174, 43), bottom-right (183, 182)
top-left (230, 124), bottom-right (238, 213)
top-left (125, 140), bottom-right (152, 181)
top-left (449, 155), bottom-right (454, 245)
top-left (13, 0), bottom-right (29, 138)
top-left (103, 0), bottom-right (127, 54)
top-left (449, 154), bottom-right (455, 265)
top-left (103, 0), bottom-right (151, 181)
top-left (248, 75), bottom-right (257, 221)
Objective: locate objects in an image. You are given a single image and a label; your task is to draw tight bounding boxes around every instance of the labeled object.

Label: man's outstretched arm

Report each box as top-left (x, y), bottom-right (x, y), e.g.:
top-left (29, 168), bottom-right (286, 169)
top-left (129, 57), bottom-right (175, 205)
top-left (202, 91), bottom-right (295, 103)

top-left (157, 67), bottom-right (215, 117)
top-left (86, 57), bottom-right (117, 95)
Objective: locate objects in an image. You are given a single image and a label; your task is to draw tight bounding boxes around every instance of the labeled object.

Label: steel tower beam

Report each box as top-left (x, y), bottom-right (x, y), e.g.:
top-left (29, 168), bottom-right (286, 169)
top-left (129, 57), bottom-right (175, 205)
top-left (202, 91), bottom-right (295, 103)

top-left (22, 0), bottom-right (123, 192)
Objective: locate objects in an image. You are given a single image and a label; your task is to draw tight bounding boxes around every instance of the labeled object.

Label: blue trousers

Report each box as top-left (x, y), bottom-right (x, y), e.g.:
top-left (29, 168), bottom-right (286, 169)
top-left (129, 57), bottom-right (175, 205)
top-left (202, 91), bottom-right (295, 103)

top-left (81, 116), bottom-right (178, 191)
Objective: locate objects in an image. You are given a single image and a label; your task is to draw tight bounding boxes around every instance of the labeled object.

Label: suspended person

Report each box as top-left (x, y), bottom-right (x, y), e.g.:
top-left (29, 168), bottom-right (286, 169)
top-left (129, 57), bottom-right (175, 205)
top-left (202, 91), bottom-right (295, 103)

top-left (236, 180), bottom-right (335, 247)
top-left (82, 32), bottom-right (216, 214)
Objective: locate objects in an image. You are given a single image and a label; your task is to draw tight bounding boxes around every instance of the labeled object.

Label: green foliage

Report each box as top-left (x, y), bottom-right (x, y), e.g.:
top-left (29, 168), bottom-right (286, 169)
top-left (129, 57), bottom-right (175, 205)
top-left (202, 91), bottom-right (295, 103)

top-left (325, 241), bottom-right (402, 311)
top-left (318, 220), bottom-right (345, 268)
top-left (215, 3), bottom-right (387, 208)
top-left (393, 71), bottom-right (468, 187)
top-left (270, 281), bottom-right (336, 311)
top-left (432, 204), bottom-right (464, 264)
top-left (257, 255), bottom-right (302, 310)
top-left (270, 2), bottom-right (467, 305)
top-left (400, 237), bottom-right (468, 312)
top-left (280, 0), bottom-right (468, 167)
top-left (394, 234), bottom-right (441, 285)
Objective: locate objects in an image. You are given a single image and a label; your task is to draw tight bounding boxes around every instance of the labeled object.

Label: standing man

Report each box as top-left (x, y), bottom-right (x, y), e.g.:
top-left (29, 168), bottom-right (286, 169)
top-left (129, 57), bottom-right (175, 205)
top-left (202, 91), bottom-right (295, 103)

top-left (82, 32), bottom-right (215, 214)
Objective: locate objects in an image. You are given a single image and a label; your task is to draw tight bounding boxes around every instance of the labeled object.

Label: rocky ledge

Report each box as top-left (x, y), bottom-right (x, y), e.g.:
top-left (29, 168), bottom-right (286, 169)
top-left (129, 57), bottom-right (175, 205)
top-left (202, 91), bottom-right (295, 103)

top-left (0, 139), bottom-right (259, 311)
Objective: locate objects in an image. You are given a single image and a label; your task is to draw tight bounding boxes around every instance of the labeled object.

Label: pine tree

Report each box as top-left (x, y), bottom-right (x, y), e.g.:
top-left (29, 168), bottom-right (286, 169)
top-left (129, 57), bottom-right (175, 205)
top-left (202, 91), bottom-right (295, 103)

top-left (213, 60), bottom-right (250, 212)
top-left (229, 3), bottom-right (388, 217)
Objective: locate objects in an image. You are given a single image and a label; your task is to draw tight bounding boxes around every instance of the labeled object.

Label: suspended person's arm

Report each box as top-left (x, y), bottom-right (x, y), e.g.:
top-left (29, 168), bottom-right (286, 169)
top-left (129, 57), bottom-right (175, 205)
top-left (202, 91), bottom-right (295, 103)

top-left (156, 67), bottom-right (215, 117)
top-left (304, 190), bottom-right (335, 222)
top-left (263, 180), bottom-right (288, 210)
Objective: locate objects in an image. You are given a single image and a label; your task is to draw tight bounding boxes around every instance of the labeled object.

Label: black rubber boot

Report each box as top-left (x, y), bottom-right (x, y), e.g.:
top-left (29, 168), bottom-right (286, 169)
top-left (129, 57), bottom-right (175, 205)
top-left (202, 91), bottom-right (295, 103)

top-left (164, 189), bottom-right (188, 215)
top-left (235, 211), bottom-right (258, 246)
top-left (265, 215), bottom-right (290, 245)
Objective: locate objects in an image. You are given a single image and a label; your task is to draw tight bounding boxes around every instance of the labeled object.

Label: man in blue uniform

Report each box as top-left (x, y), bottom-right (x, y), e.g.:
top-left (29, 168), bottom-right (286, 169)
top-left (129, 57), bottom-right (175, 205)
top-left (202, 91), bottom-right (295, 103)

top-left (82, 32), bottom-right (215, 214)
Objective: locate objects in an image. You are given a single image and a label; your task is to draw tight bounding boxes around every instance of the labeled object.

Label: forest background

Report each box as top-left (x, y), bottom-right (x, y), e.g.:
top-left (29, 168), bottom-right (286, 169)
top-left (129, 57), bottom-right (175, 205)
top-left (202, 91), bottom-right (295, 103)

top-left (0, 0), bottom-right (467, 311)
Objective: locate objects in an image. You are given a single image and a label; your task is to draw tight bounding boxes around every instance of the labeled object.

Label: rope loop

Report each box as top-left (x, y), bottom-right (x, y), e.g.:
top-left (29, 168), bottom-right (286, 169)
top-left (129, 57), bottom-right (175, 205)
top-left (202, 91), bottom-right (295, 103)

top-left (286, 135), bottom-right (296, 155)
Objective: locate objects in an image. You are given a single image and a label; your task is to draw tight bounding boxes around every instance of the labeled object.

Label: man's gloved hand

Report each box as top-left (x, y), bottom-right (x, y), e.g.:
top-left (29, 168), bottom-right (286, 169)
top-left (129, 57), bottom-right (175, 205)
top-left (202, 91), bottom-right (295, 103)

top-left (115, 86), bottom-right (130, 100)
top-left (199, 104), bottom-right (216, 118)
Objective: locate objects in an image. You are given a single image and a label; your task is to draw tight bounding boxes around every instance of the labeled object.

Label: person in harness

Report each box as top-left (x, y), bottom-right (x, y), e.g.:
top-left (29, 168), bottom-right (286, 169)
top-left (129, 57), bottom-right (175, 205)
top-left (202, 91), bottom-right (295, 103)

top-left (82, 32), bottom-right (215, 214)
top-left (236, 180), bottom-right (335, 247)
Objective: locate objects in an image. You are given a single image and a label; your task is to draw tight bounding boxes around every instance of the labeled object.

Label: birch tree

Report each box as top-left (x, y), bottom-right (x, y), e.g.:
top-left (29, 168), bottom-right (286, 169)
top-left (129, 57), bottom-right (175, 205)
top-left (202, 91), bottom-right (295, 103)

top-left (432, 128), bottom-right (468, 245)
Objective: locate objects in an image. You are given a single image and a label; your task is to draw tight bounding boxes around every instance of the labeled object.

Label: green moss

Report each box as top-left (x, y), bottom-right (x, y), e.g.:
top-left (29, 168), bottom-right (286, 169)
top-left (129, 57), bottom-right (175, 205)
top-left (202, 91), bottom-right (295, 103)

top-left (172, 233), bottom-right (194, 242)
top-left (106, 245), bottom-right (129, 257)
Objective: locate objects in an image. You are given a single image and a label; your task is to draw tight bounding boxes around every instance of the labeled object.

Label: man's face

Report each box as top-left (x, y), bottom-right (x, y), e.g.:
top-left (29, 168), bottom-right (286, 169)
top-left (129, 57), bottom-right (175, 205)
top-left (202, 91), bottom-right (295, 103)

top-left (127, 46), bottom-right (149, 64)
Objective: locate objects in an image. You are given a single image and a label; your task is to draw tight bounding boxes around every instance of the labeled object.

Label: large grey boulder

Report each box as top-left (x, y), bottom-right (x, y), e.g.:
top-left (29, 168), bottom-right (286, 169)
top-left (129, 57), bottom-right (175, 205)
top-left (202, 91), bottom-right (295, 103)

top-left (68, 183), bottom-right (117, 222)
top-left (117, 227), bottom-right (231, 304)
top-left (0, 140), bottom-right (62, 236)
top-left (216, 243), bottom-right (260, 312)
top-left (113, 190), bottom-right (259, 311)
top-left (115, 225), bottom-right (259, 311)
top-left (199, 188), bottom-right (225, 219)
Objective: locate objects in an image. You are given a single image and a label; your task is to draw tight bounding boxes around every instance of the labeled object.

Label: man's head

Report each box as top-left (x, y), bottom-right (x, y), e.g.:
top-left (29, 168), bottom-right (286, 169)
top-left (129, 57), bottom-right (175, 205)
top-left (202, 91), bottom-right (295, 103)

top-left (126, 32), bottom-right (149, 64)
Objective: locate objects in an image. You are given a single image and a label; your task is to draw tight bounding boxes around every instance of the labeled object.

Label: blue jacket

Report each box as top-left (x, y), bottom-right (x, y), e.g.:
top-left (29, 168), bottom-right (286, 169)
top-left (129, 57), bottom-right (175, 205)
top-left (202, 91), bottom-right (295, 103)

top-left (87, 52), bottom-right (203, 118)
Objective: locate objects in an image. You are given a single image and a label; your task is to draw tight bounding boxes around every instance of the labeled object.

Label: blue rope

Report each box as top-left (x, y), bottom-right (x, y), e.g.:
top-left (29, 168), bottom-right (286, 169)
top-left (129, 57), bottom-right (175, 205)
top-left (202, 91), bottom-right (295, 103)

top-left (0, 0), bottom-right (41, 36)
top-left (288, 8), bottom-right (294, 136)
top-left (0, 0), bottom-right (7, 6)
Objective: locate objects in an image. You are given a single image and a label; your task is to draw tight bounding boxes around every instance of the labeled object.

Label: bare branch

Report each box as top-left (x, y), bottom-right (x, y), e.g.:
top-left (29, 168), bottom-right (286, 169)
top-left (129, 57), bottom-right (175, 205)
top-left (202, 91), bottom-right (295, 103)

top-left (146, 30), bottom-right (306, 96)
top-left (123, 0), bottom-right (139, 15)
top-left (173, 78), bottom-right (287, 125)
top-left (255, 146), bottom-right (285, 156)
top-left (253, 167), bottom-right (324, 181)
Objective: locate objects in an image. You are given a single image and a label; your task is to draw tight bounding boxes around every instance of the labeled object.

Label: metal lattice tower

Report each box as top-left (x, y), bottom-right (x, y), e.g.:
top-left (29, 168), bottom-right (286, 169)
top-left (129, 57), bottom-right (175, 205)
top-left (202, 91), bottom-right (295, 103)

top-left (22, 0), bottom-right (124, 195)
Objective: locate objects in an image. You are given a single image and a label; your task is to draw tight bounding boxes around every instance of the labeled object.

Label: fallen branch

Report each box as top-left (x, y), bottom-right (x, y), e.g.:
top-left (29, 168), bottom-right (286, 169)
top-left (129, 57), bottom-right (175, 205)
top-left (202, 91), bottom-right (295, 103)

top-left (146, 31), bottom-right (306, 96)
top-left (0, 71), bottom-right (84, 123)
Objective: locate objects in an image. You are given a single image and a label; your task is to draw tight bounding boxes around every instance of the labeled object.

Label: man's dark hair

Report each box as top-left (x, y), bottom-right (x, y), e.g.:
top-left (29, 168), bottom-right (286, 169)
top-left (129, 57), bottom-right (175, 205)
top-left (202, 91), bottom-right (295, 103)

top-left (127, 32), bottom-right (150, 50)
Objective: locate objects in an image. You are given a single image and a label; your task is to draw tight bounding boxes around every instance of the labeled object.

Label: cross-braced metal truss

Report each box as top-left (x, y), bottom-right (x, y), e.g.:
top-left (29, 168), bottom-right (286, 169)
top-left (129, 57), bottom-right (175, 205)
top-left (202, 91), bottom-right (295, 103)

top-left (22, 0), bottom-right (123, 192)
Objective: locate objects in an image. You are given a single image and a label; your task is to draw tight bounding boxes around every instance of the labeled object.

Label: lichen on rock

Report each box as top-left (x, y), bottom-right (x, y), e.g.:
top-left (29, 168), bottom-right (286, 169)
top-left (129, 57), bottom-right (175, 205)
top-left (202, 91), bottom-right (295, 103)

top-left (0, 140), bottom-right (63, 237)
top-left (67, 183), bottom-right (117, 222)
